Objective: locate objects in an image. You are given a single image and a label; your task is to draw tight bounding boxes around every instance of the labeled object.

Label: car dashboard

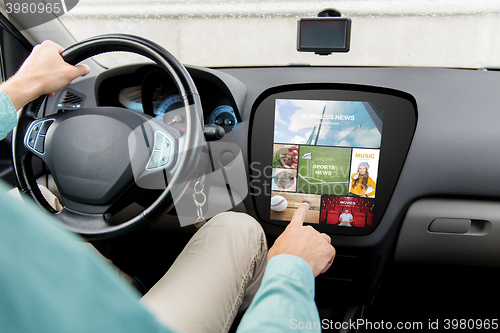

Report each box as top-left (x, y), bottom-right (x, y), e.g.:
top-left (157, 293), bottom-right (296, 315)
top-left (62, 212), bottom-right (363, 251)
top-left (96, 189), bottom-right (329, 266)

top-left (40, 62), bottom-right (500, 309)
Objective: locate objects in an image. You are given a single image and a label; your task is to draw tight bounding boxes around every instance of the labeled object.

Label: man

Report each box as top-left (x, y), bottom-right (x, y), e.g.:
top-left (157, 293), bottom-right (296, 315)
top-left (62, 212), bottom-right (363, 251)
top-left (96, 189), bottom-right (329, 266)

top-left (338, 208), bottom-right (354, 227)
top-left (0, 41), bottom-right (335, 332)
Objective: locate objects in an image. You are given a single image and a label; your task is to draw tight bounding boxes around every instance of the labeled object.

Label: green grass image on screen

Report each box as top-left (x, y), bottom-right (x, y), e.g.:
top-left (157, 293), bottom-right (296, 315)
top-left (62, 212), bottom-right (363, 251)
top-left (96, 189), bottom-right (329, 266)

top-left (297, 146), bottom-right (351, 196)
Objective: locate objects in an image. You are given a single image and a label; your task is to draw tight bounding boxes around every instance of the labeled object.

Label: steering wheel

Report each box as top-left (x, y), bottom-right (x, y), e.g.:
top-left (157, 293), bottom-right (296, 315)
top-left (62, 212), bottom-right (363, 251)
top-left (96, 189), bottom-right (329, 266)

top-left (12, 34), bottom-right (203, 240)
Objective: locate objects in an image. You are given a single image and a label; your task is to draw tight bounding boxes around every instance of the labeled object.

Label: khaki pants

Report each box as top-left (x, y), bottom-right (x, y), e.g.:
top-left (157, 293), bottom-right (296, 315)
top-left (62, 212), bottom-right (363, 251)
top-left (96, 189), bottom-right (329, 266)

top-left (141, 212), bottom-right (267, 333)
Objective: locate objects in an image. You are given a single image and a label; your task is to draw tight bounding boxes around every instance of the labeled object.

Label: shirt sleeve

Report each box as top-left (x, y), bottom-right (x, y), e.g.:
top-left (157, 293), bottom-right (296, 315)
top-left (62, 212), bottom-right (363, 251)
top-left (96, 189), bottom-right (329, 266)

top-left (0, 89), bottom-right (18, 141)
top-left (237, 254), bottom-right (321, 333)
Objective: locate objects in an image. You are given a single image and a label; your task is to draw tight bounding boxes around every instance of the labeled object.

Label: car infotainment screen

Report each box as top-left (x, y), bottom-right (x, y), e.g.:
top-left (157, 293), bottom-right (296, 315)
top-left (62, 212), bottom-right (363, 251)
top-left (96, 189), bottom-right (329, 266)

top-left (270, 99), bottom-right (383, 229)
top-left (249, 86), bottom-right (416, 235)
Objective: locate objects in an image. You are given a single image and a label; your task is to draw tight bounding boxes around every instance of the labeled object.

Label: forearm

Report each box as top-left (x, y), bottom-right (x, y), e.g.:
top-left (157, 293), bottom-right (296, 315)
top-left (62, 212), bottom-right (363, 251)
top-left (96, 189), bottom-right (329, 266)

top-left (0, 76), bottom-right (40, 110)
top-left (237, 255), bottom-right (320, 333)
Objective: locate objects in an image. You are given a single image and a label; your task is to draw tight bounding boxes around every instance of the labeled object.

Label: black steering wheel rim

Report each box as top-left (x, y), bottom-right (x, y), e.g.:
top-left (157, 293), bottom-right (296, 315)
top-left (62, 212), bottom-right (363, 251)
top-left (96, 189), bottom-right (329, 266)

top-left (12, 34), bottom-right (204, 240)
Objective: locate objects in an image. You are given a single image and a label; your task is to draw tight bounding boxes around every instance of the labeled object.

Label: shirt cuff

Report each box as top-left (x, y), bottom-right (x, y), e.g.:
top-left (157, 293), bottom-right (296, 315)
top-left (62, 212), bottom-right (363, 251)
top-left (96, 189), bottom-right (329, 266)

top-left (0, 89), bottom-right (18, 140)
top-left (265, 254), bottom-right (315, 298)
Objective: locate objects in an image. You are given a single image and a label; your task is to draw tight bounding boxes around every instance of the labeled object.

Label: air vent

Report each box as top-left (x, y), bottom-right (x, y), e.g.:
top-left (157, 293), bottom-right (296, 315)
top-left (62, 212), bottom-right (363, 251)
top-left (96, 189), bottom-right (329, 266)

top-left (62, 92), bottom-right (82, 104)
top-left (57, 89), bottom-right (85, 111)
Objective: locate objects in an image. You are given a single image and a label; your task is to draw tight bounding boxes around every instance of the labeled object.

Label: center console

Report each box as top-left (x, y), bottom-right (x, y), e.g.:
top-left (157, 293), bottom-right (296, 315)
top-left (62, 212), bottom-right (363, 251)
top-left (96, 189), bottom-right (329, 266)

top-left (250, 84), bottom-right (416, 236)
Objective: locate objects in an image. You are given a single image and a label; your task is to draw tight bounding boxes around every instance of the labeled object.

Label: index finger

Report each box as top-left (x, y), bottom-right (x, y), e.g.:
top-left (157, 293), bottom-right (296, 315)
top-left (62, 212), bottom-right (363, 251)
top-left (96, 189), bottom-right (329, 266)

top-left (289, 203), bottom-right (309, 227)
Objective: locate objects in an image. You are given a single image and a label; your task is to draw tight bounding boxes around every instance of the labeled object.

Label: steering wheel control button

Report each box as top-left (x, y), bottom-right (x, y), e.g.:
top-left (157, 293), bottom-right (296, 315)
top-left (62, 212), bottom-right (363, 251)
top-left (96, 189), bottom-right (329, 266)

top-left (146, 131), bottom-right (171, 170)
top-left (159, 155), bottom-right (168, 166)
top-left (34, 136), bottom-right (45, 153)
top-left (147, 151), bottom-right (161, 169)
top-left (154, 136), bottom-right (163, 150)
top-left (25, 119), bottom-right (54, 154)
top-left (27, 128), bottom-right (39, 148)
top-left (28, 137), bottom-right (36, 148)
top-left (40, 120), bottom-right (54, 135)
top-left (159, 150), bottom-right (170, 167)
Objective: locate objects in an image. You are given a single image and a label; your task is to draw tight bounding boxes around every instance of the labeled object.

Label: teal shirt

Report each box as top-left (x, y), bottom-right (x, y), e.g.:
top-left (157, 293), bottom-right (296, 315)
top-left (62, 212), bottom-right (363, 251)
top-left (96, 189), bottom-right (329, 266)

top-left (237, 255), bottom-right (320, 332)
top-left (0, 89), bottom-right (17, 140)
top-left (0, 91), bottom-right (320, 332)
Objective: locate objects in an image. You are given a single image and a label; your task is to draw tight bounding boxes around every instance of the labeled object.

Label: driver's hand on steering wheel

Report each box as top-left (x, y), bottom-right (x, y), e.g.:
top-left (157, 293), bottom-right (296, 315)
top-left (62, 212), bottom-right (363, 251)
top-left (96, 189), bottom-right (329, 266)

top-left (268, 203), bottom-right (336, 277)
top-left (0, 40), bottom-right (90, 110)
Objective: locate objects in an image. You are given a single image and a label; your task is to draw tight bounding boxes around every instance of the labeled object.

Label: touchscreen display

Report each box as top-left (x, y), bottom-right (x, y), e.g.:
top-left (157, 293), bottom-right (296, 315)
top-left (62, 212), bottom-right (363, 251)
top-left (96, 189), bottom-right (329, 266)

top-left (270, 99), bottom-right (384, 228)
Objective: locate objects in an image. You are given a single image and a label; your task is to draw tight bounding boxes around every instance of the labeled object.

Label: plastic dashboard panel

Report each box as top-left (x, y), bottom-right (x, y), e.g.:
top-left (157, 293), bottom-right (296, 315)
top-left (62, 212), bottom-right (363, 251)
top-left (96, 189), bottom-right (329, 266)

top-left (395, 198), bottom-right (500, 267)
top-left (249, 85), bottom-right (417, 235)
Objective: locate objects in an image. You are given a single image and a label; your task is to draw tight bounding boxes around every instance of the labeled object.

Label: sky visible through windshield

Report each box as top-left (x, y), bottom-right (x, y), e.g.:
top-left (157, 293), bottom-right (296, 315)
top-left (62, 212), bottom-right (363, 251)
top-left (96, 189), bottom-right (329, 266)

top-left (59, 0), bottom-right (500, 68)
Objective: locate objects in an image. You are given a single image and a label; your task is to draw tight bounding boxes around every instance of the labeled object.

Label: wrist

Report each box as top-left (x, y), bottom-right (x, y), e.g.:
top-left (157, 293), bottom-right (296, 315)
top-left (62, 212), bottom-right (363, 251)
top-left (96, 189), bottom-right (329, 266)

top-left (1, 75), bottom-right (41, 110)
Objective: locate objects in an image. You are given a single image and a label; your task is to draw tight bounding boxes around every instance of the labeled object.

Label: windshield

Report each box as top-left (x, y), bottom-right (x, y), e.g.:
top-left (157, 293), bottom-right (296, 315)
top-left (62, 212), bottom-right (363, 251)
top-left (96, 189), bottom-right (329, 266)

top-left (59, 0), bottom-right (500, 69)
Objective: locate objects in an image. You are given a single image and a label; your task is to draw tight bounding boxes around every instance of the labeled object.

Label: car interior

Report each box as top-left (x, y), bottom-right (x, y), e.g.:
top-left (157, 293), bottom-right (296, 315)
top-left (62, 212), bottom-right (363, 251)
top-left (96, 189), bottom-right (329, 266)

top-left (1, 1), bottom-right (500, 332)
